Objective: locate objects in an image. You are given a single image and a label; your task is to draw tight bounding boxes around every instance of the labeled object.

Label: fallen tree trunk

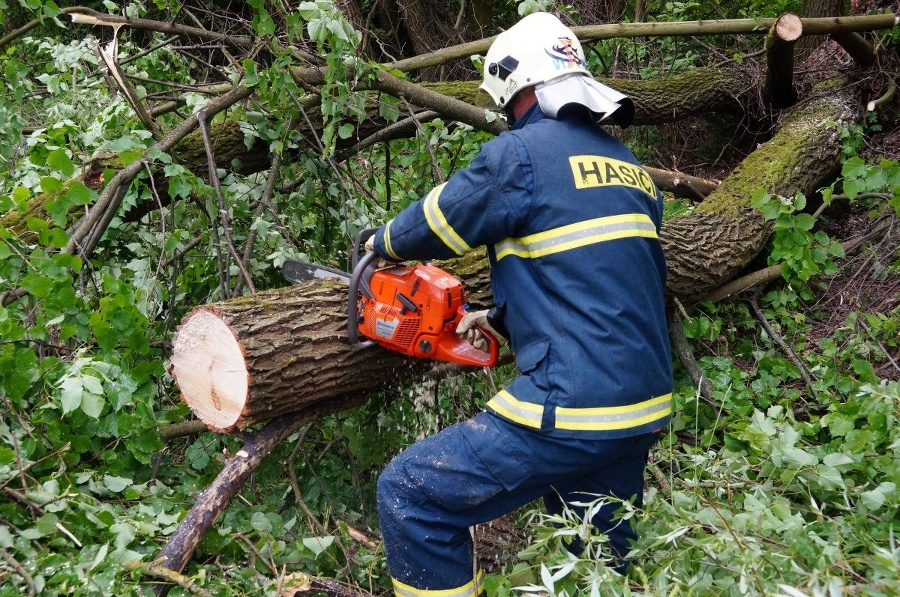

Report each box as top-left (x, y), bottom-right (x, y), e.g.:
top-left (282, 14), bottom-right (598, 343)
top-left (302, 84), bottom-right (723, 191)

top-left (171, 86), bottom-right (860, 429)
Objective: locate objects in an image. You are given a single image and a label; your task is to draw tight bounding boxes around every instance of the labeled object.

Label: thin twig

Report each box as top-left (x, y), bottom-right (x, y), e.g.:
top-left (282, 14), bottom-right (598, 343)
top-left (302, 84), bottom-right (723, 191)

top-left (0, 548), bottom-right (36, 597)
top-left (198, 109), bottom-right (256, 294)
top-left (125, 560), bottom-right (215, 597)
top-left (748, 294), bottom-right (819, 400)
top-left (668, 300), bottom-right (718, 408)
top-left (234, 532), bottom-right (279, 577)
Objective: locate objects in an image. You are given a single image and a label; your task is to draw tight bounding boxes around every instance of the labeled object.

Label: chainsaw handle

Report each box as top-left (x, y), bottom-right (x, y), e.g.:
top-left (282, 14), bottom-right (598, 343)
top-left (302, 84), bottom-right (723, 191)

top-left (351, 227), bottom-right (379, 271)
top-left (435, 307), bottom-right (500, 367)
top-left (348, 250), bottom-right (378, 349)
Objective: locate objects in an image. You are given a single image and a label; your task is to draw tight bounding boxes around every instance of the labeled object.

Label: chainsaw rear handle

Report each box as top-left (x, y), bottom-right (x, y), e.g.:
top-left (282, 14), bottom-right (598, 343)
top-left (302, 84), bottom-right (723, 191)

top-left (439, 306), bottom-right (500, 367)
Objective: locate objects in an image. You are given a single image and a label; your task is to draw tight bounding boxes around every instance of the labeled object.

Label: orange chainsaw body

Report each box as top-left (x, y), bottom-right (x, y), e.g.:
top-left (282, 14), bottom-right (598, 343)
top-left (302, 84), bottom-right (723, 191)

top-left (356, 264), bottom-right (499, 367)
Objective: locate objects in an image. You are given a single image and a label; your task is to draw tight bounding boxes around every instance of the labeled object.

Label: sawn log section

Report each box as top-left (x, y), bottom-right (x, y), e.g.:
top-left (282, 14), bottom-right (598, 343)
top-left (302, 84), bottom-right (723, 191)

top-left (169, 281), bottom-right (432, 431)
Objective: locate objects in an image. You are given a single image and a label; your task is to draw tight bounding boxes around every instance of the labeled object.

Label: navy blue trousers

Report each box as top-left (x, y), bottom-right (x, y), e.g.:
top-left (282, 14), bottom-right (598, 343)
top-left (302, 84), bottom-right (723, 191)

top-left (377, 411), bottom-right (660, 595)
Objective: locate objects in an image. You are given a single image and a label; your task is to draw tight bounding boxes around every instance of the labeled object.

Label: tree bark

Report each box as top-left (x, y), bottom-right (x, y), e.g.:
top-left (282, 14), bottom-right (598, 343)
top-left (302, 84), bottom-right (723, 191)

top-left (765, 13), bottom-right (803, 109)
top-left (799, 0), bottom-right (846, 56)
top-left (662, 87), bottom-right (861, 297)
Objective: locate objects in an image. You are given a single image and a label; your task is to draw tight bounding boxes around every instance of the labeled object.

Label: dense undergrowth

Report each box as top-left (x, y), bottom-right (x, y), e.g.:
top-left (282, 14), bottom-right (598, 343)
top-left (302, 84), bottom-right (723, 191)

top-left (1, 1), bottom-right (898, 596)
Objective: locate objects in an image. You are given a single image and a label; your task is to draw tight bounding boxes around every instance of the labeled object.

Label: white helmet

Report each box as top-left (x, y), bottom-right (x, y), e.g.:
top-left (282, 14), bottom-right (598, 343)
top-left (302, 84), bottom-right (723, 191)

top-left (477, 12), bottom-right (591, 109)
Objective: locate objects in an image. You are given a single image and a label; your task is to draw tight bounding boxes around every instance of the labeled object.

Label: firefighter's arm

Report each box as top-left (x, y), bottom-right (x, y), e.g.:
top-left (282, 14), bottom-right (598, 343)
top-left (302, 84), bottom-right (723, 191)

top-left (372, 135), bottom-right (532, 261)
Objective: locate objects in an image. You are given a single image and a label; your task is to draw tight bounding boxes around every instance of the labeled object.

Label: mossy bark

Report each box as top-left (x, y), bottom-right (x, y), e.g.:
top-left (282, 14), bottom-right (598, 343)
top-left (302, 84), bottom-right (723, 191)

top-left (424, 65), bottom-right (748, 125)
top-left (662, 88), bottom-right (860, 297)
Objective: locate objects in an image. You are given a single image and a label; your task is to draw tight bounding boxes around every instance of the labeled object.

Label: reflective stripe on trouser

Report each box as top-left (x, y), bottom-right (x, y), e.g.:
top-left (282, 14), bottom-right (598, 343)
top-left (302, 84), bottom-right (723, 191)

top-left (391, 570), bottom-right (485, 597)
top-left (376, 412), bottom-right (661, 593)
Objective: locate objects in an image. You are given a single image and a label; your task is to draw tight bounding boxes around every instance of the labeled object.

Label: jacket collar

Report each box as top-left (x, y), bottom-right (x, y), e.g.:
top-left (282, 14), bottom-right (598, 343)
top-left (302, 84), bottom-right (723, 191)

top-left (510, 102), bottom-right (546, 130)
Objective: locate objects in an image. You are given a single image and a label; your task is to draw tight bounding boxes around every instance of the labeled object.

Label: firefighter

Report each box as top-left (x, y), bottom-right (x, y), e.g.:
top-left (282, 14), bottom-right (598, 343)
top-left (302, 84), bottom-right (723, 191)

top-left (369, 12), bottom-right (673, 596)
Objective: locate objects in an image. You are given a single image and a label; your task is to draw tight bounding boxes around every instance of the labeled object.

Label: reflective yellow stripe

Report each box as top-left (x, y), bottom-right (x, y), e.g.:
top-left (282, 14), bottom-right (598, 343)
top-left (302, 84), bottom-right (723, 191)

top-left (495, 214), bottom-right (657, 261)
top-left (391, 569), bottom-right (484, 597)
top-left (423, 183), bottom-right (471, 255)
top-left (568, 155), bottom-right (658, 197)
top-left (488, 391), bottom-right (671, 432)
top-left (487, 390), bottom-right (543, 429)
top-left (555, 393), bottom-right (672, 431)
top-left (383, 219), bottom-right (400, 260)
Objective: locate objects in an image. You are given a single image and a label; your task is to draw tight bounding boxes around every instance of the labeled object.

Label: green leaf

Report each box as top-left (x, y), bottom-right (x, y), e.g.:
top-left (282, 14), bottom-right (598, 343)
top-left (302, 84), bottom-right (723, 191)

top-left (251, 511), bottom-right (273, 534)
top-left (794, 213), bottom-right (815, 231)
top-left (40, 176), bottom-right (63, 194)
top-left (860, 482), bottom-right (896, 511)
top-left (13, 186), bottom-right (31, 209)
top-left (66, 181), bottom-right (92, 205)
top-left (302, 535), bottom-right (334, 556)
top-left (103, 475), bottom-right (133, 493)
top-left (80, 392), bottom-right (105, 418)
top-left (338, 123), bottom-right (354, 139)
top-left (47, 148), bottom-right (75, 177)
top-left (242, 59), bottom-right (259, 86)
top-left (59, 377), bottom-right (83, 414)
top-left (20, 272), bottom-right (53, 298)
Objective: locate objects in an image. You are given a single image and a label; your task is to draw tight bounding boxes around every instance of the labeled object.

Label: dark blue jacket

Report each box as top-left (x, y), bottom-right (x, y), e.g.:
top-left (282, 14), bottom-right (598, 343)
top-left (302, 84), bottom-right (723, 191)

top-left (373, 105), bottom-right (673, 438)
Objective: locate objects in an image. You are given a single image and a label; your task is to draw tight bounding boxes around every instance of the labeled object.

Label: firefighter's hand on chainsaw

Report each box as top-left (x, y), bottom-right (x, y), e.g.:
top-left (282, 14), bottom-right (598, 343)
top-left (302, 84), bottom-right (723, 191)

top-left (365, 233), bottom-right (395, 268)
top-left (456, 310), bottom-right (505, 352)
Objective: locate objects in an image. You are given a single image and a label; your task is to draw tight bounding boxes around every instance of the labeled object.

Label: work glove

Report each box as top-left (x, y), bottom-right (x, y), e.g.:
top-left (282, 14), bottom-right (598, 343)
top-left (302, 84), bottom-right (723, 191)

top-left (364, 232), bottom-right (398, 268)
top-left (456, 309), bottom-right (505, 352)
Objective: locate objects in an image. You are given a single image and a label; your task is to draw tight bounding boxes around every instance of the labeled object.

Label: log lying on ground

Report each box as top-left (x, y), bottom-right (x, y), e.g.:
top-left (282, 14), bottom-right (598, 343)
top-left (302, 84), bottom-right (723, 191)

top-left (169, 88), bottom-right (861, 430)
top-left (169, 281), bottom-right (432, 432)
top-left (660, 87), bottom-right (861, 297)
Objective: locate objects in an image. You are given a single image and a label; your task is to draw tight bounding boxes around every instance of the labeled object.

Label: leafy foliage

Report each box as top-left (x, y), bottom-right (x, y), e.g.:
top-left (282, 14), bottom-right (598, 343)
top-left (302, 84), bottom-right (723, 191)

top-left (1, 1), bottom-right (898, 596)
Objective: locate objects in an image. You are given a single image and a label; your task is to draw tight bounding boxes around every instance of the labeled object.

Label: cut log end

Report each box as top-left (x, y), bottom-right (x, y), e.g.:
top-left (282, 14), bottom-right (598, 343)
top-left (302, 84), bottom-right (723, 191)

top-left (775, 13), bottom-right (803, 42)
top-left (170, 308), bottom-right (248, 430)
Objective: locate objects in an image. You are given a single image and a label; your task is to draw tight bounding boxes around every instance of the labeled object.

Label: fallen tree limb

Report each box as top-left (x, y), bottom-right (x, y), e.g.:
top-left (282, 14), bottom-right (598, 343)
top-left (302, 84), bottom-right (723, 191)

top-left (153, 395), bottom-right (370, 596)
top-left (387, 14), bottom-right (899, 73)
top-left (126, 560), bottom-right (215, 597)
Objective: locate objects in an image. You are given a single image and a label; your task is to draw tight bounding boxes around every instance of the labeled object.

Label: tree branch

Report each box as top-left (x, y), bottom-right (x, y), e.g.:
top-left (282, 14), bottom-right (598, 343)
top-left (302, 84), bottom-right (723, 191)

top-left (66, 85), bottom-right (254, 261)
top-left (66, 7), bottom-right (254, 50)
top-left (153, 395), bottom-right (369, 596)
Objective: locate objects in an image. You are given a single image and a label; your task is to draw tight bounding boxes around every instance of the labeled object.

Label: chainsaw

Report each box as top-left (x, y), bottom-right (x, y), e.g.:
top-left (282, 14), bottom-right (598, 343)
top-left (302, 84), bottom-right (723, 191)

top-left (283, 229), bottom-right (499, 368)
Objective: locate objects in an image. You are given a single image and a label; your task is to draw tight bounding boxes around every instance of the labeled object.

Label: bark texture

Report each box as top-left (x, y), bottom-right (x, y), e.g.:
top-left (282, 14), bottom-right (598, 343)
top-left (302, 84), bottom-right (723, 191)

top-left (662, 87), bottom-right (861, 297)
